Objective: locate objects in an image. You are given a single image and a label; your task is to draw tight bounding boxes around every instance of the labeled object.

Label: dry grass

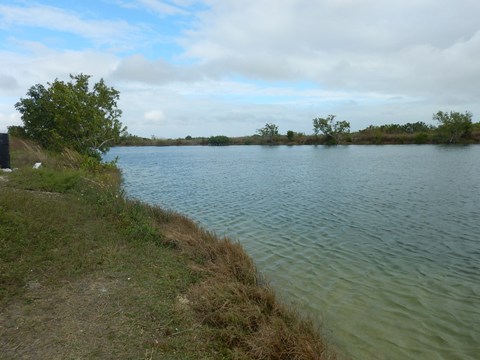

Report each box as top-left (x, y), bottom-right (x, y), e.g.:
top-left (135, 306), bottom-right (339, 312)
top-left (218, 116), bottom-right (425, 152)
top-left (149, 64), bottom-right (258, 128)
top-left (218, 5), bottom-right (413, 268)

top-left (9, 137), bottom-right (82, 169)
top-left (157, 212), bottom-right (337, 359)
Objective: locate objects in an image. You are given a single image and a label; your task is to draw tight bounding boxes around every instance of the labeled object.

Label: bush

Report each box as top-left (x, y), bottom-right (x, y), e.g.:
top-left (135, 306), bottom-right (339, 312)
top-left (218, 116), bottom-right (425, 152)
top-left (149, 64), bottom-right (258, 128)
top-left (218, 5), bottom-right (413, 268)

top-left (7, 125), bottom-right (27, 138)
top-left (414, 132), bottom-right (429, 144)
top-left (287, 130), bottom-right (295, 141)
top-left (208, 135), bottom-right (230, 146)
top-left (15, 74), bottom-right (126, 159)
top-left (433, 110), bottom-right (473, 143)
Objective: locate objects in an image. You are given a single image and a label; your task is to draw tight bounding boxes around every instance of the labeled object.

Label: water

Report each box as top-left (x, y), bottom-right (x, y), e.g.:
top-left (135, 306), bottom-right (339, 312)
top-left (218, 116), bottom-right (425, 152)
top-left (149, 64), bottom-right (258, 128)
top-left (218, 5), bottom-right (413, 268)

top-left (105, 145), bottom-right (480, 360)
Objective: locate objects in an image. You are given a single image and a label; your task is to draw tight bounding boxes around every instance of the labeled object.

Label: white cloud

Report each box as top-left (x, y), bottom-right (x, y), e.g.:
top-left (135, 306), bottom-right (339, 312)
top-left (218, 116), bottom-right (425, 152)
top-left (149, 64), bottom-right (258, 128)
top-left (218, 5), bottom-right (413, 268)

top-left (0, 3), bottom-right (141, 49)
top-left (182, 0), bottom-right (480, 99)
top-left (0, 46), bottom-right (119, 96)
top-left (0, 75), bottom-right (20, 92)
top-left (117, 0), bottom-right (202, 16)
top-left (111, 55), bottom-right (189, 84)
top-left (144, 109), bottom-right (165, 121)
top-left (0, 109), bottom-right (21, 133)
top-left (137, 0), bottom-right (187, 16)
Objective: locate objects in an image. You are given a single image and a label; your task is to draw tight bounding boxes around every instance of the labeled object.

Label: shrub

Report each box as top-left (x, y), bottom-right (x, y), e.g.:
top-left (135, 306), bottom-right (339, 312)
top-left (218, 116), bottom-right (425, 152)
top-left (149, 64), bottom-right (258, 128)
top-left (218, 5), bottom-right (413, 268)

top-left (208, 135), bottom-right (230, 146)
top-left (414, 132), bottom-right (429, 144)
top-left (287, 130), bottom-right (295, 141)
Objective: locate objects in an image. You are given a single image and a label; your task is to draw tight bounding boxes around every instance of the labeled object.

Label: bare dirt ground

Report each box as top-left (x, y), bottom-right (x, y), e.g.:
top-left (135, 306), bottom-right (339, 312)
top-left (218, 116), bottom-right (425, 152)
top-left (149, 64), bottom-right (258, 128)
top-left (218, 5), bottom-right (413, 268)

top-left (1, 274), bottom-right (135, 359)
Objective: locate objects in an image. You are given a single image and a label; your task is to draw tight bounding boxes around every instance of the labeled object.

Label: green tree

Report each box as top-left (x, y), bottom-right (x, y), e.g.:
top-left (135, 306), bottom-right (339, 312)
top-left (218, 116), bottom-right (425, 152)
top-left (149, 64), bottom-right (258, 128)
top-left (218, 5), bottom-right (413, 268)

top-left (402, 121), bottom-right (434, 133)
top-left (7, 125), bottom-right (27, 138)
top-left (257, 123), bottom-right (279, 143)
top-left (286, 130), bottom-right (295, 141)
top-left (433, 111), bottom-right (473, 143)
top-left (15, 74), bottom-right (126, 159)
top-left (208, 135), bottom-right (230, 146)
top-left (312, 115), bottom-right (350, 144)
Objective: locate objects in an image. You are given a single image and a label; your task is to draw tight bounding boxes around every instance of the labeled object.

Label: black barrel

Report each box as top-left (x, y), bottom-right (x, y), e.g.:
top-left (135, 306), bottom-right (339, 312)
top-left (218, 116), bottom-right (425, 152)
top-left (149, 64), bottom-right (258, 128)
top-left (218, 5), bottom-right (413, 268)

top-left (0, 133), bottom-right (11, 169)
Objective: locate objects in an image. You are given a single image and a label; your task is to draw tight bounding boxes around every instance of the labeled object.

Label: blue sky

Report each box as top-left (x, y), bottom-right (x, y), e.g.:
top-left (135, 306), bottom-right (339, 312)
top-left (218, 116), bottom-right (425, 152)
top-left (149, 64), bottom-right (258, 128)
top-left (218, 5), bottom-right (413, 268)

top-left (1, 0), bottom-right (479, 137)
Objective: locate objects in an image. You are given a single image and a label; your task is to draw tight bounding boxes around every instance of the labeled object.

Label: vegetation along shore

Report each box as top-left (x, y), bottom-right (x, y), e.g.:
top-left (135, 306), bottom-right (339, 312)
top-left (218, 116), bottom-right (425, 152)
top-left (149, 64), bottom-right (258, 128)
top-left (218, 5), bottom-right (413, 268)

top-left (116, 112), bottom-right (480, 147)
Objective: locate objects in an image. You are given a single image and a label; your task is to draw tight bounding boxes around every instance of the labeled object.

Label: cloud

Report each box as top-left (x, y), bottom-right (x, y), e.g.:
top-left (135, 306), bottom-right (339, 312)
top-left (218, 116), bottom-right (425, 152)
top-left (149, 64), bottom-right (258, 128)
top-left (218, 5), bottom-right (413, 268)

top-left (0, 108), bottom-right (21, 133)
top-left (182, 0), bottom-right (480, 99)
top-left (137, 0), bottom-right (188, 16)
top-left (0, 3), bottom-right (141, 49)
top-left (117, 0), bottom-right (202, 17)
top-left (144, 109), bottom-right (165, 121)
top-left (0, 46), bottom-right (119, 95)
top-left (111, 55), bottom-right (186, 84)
top-left (188, 0), bottom-right (480, 55)
top-left (394, 31), bottom-right (480, 100)
top-left (0, 75), bottom-right (19, 92)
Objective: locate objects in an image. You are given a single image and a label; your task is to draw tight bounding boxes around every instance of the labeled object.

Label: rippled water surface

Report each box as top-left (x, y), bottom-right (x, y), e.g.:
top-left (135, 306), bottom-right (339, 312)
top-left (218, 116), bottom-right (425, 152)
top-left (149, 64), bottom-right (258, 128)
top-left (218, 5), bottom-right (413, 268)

top-left (106, 145), bottom-right (480, 360)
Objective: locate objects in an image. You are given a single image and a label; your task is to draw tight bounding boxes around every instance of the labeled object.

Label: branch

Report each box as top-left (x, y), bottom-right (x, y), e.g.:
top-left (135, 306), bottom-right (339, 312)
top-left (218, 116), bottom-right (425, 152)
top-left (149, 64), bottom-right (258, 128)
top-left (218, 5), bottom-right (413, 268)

top-left (96, 137), bottom-right (115, 151)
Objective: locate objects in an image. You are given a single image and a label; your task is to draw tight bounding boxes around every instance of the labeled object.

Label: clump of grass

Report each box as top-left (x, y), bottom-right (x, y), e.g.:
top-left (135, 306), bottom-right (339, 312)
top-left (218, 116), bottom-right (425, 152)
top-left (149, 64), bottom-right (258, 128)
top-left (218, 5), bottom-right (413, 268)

top-left (157, 212), bottom-right (337, 359)
top-left (8, 167), bottom-right (82, 193)
top-left (9, 137), bottom-right (82, 169)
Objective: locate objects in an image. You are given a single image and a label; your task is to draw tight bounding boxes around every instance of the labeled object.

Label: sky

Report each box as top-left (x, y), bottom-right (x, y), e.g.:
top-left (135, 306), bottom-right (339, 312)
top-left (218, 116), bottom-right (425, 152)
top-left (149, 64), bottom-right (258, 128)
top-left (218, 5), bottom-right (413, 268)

top-left (1, 0), bottom-right (479, 138)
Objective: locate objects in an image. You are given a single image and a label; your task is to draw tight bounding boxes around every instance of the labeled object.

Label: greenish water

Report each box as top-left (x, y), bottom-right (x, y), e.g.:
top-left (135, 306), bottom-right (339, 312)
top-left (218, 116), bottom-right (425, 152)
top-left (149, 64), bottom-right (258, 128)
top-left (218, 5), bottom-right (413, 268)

top-left (106, 145), bottom-right (480, 360)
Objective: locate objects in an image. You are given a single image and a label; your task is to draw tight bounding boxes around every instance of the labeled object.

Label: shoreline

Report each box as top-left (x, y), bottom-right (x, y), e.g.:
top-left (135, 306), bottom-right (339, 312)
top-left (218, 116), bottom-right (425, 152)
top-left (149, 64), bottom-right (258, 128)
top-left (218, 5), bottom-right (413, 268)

top-left (118, 127), bottom-right (480, 147)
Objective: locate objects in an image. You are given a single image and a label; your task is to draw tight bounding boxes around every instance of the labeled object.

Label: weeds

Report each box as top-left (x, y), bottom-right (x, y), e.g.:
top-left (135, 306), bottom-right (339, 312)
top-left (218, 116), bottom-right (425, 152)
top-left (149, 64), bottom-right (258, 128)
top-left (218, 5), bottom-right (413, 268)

top-left (157, 209), bottom-right (337, 359)
top-left (8, 167), bottom-right (82, 193)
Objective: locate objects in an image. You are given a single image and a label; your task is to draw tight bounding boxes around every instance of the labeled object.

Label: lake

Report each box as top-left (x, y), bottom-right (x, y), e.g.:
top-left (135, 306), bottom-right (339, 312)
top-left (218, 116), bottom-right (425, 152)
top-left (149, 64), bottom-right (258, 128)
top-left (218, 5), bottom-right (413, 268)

top-left (105, 145), bottom-right (480, 360)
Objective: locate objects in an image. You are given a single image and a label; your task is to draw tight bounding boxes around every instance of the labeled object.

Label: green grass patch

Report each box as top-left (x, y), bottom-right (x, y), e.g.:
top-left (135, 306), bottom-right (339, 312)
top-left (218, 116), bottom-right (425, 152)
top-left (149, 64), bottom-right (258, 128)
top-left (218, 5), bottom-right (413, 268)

top-left (7, 167), bottom-right (82, 193)
top-left (0, 177), bottom-right (212, 358)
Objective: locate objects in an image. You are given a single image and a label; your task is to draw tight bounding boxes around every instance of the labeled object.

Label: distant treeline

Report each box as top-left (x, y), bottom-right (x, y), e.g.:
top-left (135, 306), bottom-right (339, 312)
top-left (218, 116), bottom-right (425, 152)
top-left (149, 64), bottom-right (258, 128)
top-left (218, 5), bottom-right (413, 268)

top-left (118, 116), bottom-right (480, 147)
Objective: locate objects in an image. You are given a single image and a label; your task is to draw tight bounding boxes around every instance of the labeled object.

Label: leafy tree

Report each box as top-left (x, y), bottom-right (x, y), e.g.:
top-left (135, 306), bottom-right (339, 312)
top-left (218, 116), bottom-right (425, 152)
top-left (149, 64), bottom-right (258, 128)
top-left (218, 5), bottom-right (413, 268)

top-left (402, 122), bottom-right (434, 134)
top-left (257, 123), bottom-right (279, 143)
top-left (433, 111), bottom-right (473, 143)
top-left (312, 115), bottom-right (350, 144)
top-left (7, 125), bottom-right (27, 138)
top-left (414, 132), bottom-right (429, 144)
top-left (208, 135), bottom-right (230, 146)
top-left (15, 74), bottom-right (126, 159)
top-left (359, 122), bottom-right (434, 135)
top-left (286, 130), bottom-right (295, 141)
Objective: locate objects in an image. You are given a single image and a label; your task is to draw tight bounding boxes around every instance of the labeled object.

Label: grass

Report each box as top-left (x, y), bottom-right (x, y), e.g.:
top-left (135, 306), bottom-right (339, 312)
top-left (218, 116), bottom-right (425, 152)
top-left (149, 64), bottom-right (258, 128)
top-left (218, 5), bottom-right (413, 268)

top-left (0, 137), bottom-right (338, 359)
